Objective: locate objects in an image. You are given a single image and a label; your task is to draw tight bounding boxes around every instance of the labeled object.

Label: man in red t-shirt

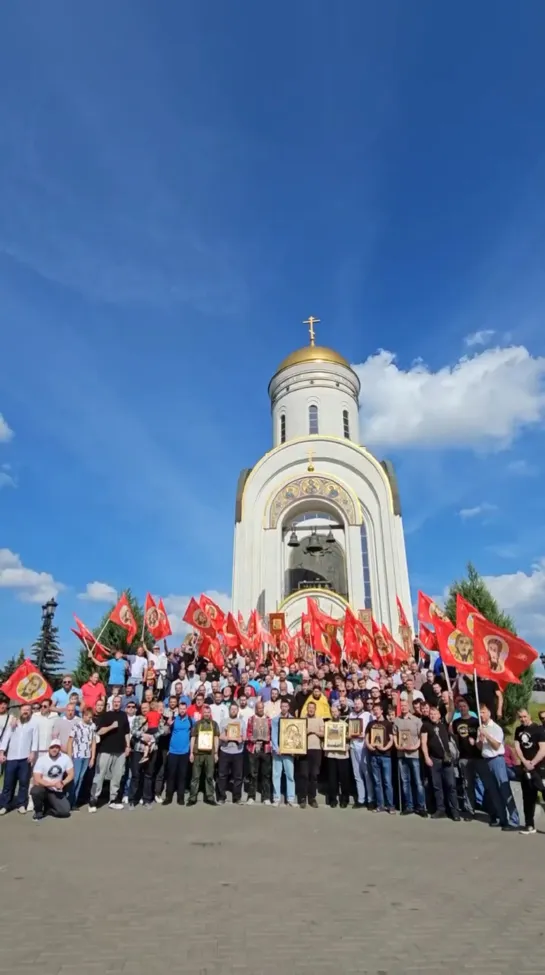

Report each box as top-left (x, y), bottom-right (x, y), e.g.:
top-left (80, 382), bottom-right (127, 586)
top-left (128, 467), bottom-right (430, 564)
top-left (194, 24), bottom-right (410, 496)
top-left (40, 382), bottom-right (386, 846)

top-left (187, 693), bottom-right (205, 722)
top-left (81, 672), bottom-right (107, 711)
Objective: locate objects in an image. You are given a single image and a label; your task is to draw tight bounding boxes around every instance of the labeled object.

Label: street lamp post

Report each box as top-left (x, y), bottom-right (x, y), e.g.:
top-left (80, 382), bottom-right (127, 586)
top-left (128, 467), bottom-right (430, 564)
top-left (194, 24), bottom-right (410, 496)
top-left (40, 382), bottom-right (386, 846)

top-left (39, 598), bottom-right (58, 672)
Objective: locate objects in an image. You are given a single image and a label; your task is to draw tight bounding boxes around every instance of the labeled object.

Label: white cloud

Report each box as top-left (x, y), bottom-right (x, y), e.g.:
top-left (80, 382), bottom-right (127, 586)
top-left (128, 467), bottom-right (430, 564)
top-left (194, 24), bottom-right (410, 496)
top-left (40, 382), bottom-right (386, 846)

top-left (0, 472), bottom-right (15, 489)
top-left (459, 502), bottom-right (497, 520)
top-left (0, 414), bottom-right (13, 443)
top-left (464, 329), bottom-right (495, 347)
top-left (163, 590), bottom-right (231, 637)
top-left (78, 581), bottom-right (117, 602)
top-left (485, 558), bottom-right (545, 641)
top-left (0, 548), bottom-right (64, 603)
top-left (506, 459), bottom-right (537, 477)
top-left (353, 345), bottom-right (545, 450)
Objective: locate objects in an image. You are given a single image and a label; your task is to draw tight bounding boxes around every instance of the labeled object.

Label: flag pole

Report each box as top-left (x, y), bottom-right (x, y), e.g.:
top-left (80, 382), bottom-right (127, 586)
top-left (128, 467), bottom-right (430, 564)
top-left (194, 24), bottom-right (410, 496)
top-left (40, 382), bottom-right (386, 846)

top-left (473, 668), bottom-right (482, 726)
top-left (442, 661), bottom-right (453, 697)
top-left (89, 621), bottom-right (110, 656)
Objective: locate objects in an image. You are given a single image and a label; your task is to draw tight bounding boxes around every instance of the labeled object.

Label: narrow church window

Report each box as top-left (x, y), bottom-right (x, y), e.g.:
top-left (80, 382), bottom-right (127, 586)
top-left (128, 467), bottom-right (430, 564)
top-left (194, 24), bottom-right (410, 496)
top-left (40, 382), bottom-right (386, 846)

top-left (343, 409), bottom-right (350, 439)
top-left (309, 404), bottom-right (319, 434)
top-left (280, 413), bottom-right (286, 443)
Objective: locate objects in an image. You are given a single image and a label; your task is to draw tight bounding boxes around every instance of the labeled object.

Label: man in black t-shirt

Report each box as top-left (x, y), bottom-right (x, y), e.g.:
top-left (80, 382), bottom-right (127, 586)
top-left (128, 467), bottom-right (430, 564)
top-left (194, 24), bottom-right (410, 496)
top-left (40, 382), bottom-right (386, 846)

top-left (421, 706), bottom-right (460, 821)
top-left (89, 695), bottom-right (131, 812)
top-left (513, 708), bottom-right (545, 834)
top-left (451, 697), bottom-right (480, 820)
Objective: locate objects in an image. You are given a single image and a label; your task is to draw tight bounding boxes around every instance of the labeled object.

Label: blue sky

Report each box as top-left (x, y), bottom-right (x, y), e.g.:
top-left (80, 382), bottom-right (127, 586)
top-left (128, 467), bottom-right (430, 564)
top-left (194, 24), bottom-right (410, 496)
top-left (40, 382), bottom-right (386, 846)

top-left (2, 1), bottom-right (545, 666)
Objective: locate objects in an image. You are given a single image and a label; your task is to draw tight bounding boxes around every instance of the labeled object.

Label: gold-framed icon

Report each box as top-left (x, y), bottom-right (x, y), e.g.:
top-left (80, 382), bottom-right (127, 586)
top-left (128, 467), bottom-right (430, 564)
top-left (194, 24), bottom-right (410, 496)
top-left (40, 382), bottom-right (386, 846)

top-left (279, 717), bottom-right (307, 755)
top-left (197, 728), bottom-right (214, 752)
top-left (226, 721), bottom-right (242, 742)
top-left (348, 718), bottom-right (364, 738)
top-left (324, 720), bottom-right (347, 752)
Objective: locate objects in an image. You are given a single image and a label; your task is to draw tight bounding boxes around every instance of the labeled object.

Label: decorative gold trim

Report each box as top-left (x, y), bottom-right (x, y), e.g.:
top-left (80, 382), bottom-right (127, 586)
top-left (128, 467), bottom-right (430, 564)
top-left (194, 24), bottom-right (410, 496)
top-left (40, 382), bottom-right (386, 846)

top-left (273, 345), bottom-right (350, 377)
top-left (241, 435), bottom-right (395, 520)
top-left (268, 473), bottom-right (359, 529)
top-left (278, 588), bottom-right (350, 611)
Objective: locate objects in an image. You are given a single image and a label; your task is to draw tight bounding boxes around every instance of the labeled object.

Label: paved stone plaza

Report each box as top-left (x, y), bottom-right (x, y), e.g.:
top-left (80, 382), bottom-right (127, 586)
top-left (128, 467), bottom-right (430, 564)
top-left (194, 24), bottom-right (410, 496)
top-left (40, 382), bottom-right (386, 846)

top-left (0, 804), bottom-right (543, 975)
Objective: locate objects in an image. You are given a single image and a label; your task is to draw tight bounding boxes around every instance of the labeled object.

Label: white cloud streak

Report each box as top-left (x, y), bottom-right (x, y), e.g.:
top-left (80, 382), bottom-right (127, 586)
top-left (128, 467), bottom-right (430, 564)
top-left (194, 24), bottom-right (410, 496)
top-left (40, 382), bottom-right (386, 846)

top-left (354, 345), bottom-right (545, 450)
top-left (0, 547), bottom-right (64, 603)
top-left (464, 330), bottom-right (495, 347)
top-left (485, 559), bottom-right (545, 641)
top-left (78, 581), bottom-right (117, 602)
top-left (0, 414), bottom-right (13, 443)
top-left (459, 503), bottom-right (497, 520)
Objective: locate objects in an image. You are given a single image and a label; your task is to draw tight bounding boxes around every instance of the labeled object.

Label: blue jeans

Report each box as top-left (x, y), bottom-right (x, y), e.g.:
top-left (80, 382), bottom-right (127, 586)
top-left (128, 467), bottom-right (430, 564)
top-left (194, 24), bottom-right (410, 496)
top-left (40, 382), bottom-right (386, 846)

top-left (0, 758), bottom-right (32, 810)
top-left (132, 682), bottom-right (144, 705)
top-left (398, 756), bottom-right (426, 811)
top-left (477, 756), bottom-right (519, 827)
top-left (272, 755), bottom-right (295, 802)
top-left (370, 754), bottom-right (394, 809)
top-left (350, 742), bottom-right (374, 804)
top-left (71, 757), bottom-right (90, 807)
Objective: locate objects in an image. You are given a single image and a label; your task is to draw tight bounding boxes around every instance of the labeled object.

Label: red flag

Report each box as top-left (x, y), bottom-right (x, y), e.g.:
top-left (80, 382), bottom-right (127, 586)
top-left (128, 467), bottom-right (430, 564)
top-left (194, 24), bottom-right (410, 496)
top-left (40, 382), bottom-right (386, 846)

top-left (396, 596), bottom-right (409, 628)
top-left (157, 598), bottom-right (172, 639)
top-left (199, 633), bottom-right (225, 671)
top-left (419, 622), bottom-right (439, 653)
top-left (1, 659), bottom-right (52, 704)
top-left (455, 594), bottom-right (483, 638)
top-left (307, 598), bottom-right (342, 666)
top-left (370, 617), bottom-right (391, 667)
top-left (73, 616), bottom-right (111, 662)
top-left (344, 607), bottom-right (367, 663)
top-left (110, 593), bottom-right (137, 644)
top-left (382, 623), bottom-right (408, 667)
top-left (199, 594), bottom-right (225, 633)
top-left (434, 617), bottom-right (474, 675)
top-left (473, 616), bottom-right (537, 684)
top-left (417, 591), bottom-right (450, 628)
top-left (143, 593), bottom-right (164, 641)
top-left (221, 611), bottom-right (252, 650)
top-left (183, 597), bottom-right (217, 640)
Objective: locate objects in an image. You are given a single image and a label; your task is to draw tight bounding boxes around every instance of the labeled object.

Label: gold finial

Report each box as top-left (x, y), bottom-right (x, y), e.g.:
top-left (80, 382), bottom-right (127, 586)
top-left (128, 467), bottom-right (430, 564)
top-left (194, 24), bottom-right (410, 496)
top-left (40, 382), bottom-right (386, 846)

top-left (303, 316), bottom-right (320, 346)
top-left (307, 448), bottom-right (315, 472)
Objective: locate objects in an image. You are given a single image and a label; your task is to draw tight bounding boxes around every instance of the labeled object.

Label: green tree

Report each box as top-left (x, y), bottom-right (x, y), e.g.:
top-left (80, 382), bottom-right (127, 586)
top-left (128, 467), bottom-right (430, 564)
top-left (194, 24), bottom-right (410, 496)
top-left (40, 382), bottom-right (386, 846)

top-left (72, 590), bottom-right (151, 687)
top-left (30, 618), bottom-right (64, 688)
top-left (445, 562), bottom-right (533, 725)
top-left (0, 649), bottom-right (25, 687)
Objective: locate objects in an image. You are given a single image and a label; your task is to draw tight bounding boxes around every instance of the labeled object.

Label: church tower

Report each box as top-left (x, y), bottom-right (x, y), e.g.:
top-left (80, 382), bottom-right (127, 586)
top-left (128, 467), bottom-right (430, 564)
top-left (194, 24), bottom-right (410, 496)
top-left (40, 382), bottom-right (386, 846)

top-left (232, 319), bottom-right (412, 634)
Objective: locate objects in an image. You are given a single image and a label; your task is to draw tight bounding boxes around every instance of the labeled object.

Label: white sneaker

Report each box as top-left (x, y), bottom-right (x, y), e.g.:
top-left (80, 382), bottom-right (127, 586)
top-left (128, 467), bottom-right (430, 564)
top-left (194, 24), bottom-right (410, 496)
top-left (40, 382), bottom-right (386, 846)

top-left (245, 797), bottom-right (255, 805)
top-left (155, 795), bottom-right (164, 804)
top-left (272, 799), bottom-right (280, 806)
top-left (108, 802), bottom-right (124, 811)
top-left (0, 808), bottom-right (7, 816)
top-left (17, 807), bottom-right (27, 815)
top-left (122, 796), bottom-right (129, 805)
top-left (263, 799), bottom-right (272, 806)
top-left (88, 806), bottom-right (97, 814)
top-left (287, 801), bottom-right (297, 808)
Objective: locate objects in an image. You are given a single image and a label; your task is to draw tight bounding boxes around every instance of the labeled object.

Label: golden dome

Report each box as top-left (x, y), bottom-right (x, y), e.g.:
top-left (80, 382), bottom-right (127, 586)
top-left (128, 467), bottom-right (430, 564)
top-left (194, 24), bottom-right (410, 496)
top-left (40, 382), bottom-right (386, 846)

top-left (275, 344), bottom-right (350, 374)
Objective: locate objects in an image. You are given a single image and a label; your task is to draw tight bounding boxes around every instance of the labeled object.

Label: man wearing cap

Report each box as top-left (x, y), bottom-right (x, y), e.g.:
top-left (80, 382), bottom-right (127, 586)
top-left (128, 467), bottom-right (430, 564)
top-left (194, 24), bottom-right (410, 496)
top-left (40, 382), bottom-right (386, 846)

top-left (30, 738), bottom-right (74, 821)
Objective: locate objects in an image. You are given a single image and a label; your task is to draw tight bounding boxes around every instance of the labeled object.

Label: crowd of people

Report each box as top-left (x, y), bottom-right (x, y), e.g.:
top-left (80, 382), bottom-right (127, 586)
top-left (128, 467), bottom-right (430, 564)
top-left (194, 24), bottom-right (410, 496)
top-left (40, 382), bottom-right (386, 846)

top-left (1, 639), bottom-right (544, 833)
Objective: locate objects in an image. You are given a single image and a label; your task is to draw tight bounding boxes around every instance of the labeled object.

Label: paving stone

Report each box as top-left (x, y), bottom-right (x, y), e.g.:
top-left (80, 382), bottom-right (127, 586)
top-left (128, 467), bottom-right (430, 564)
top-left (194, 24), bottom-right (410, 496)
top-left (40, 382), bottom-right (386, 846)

top-left (0, 804), bottom-right (543, 974)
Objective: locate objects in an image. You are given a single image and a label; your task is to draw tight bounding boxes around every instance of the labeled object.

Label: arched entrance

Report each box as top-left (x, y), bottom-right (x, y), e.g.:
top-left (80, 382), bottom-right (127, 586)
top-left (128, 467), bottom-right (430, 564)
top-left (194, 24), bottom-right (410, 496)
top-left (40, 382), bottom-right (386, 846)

top-left (283, 511), bottom-right (348, 601)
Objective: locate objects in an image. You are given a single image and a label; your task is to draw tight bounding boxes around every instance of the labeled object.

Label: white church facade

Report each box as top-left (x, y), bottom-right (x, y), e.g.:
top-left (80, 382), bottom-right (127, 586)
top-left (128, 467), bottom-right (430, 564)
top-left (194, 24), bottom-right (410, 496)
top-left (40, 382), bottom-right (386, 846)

top-left (232, 319), bottom-right (412, 635)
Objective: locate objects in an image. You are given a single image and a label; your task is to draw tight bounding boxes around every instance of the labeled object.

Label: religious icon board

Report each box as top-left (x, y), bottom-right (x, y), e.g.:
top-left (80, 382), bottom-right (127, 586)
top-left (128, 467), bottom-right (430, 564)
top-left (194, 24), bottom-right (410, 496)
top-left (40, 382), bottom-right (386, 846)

top-left (324, 719), bottom-right (347, 752)
top-left (226, 721), bottom-right (242, 742)
top-left (279, 717), bottom-right (307, 755)
top-left (369, 724), bottom-right (385, 749)
top-left (348, 718), bottom-right (364, 738)
top-left (197, 728), bottom-right (214, 752)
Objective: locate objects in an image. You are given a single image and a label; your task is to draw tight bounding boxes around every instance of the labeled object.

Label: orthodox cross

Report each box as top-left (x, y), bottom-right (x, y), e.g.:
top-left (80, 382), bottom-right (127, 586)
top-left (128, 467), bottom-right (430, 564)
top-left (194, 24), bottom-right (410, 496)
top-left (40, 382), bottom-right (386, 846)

top-left (307, 448), bottom-right (315, 472)
top-left (303, 316), bottom-right (320, 346)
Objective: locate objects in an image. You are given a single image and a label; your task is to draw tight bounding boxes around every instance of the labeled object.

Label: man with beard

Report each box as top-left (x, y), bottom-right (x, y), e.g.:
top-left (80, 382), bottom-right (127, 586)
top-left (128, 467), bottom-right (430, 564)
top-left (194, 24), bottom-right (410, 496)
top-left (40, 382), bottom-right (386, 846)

top-left (514, 708), bottom-right (545, 835)
top-left (0, 704), bottom-right (38, 814)
top-left (30, 738), bottom-right (74, 822)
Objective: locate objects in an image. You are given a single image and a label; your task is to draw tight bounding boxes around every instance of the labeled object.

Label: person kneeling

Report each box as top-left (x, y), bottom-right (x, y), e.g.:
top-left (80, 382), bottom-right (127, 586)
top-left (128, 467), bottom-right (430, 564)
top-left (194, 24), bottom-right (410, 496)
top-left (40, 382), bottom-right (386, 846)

top-left (30, 738), bottom-right (74, 822)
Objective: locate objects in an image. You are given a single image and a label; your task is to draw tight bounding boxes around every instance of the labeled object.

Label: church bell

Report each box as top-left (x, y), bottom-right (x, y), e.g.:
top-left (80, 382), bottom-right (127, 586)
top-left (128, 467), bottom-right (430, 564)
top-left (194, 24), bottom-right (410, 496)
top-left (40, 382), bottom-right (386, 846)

top-left (306, 529), bottom-right (323, 553)
top-left (287, 529), bottom-right (300, 547)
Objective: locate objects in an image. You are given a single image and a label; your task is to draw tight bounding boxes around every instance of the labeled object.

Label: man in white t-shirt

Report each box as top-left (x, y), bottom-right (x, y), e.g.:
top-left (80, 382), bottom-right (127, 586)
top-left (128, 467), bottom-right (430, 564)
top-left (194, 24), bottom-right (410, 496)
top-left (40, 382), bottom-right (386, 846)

top-left (126, 646), bottom-right (148, 704)
top-left (30, 739), bottom-right (74, 822)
